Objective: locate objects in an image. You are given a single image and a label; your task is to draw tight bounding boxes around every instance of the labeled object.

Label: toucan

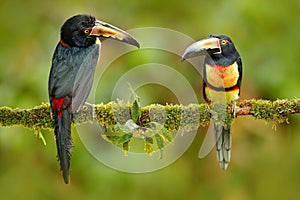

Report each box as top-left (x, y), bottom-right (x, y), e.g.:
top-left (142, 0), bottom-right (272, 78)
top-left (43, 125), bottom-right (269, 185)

top-left (48, 14), bottom-right (139, 183)
top-left (182, 34), bottom-right (242, 170)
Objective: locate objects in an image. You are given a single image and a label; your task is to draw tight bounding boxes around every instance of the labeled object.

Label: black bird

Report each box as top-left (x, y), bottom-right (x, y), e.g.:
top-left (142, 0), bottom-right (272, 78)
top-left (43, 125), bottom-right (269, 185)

top-left (48, 14), bottom-right (139, 183)
top-left (182, 34), bottom-right (242, 169)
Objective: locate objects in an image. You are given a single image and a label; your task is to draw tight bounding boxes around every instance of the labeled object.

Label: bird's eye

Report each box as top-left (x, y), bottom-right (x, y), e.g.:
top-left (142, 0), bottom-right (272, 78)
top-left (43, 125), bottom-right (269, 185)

top-left (83, 29), bottom-right (90, 35)
top-left (221, 40), bottom-right (228, 45)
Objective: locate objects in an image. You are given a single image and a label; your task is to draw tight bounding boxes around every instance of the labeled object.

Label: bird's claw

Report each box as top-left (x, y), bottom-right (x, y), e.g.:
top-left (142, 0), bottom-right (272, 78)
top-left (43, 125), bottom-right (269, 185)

top-left (84, 102), bottom-right (95, 121)
top-left (231, 101), bottom-right (238, 118)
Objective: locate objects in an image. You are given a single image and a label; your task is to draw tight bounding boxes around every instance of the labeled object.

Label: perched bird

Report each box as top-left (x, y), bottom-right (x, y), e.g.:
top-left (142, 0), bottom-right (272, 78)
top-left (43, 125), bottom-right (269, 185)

top-left (182, 34), bottom-right (242, 170)
top-left (48, 14), bottom-right (139, 183)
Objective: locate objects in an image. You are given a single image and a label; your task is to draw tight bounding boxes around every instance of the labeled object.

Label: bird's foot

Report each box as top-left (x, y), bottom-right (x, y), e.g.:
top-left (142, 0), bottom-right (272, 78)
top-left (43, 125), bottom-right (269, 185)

top-left (231, 101), bottom-right (238, 118)
top-left (84, 102), bottom-right (95, 121)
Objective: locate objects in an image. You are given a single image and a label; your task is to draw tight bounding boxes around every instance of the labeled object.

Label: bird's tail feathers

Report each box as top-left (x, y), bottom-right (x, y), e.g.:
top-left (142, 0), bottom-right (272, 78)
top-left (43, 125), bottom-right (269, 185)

top-left (214, 123), bottom-right (232, 170)
top-left (54, 109), bottom-right (72, 184)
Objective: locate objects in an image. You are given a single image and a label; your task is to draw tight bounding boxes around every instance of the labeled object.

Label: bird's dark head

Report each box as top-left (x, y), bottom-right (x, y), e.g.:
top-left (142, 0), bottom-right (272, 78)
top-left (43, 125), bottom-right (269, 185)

top-left (61, 14), bottom-right (97, 47)
top-left (60, 14), bottom-right (139, 48)
top-left (181, 34), bottom-right (239, 63)
top-left (208, 34), bottom-right (238, 59)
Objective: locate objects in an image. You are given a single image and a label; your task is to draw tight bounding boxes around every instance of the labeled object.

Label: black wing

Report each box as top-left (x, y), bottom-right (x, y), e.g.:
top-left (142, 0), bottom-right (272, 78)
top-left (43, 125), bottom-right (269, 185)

top-left (71, 44), bottom-right (100, 112)
top-left (236, 56), bottom-right (242, 95)
top-left (48, 44), bottom-right (100, 113)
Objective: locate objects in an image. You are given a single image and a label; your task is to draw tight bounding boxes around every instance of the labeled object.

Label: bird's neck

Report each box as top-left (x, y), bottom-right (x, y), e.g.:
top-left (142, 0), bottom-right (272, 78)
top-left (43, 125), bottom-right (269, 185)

top-left (206, 54), bottom-right (238, 66)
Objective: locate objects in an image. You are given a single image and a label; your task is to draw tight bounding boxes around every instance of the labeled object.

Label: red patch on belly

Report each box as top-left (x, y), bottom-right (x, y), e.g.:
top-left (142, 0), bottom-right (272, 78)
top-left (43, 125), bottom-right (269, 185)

top-left (215, 65), bottom-right (227, 78)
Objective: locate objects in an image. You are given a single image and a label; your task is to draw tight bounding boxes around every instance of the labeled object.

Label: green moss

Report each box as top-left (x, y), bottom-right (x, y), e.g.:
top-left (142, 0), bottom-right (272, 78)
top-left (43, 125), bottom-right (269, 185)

top-left (164, 104), bottom-right (182, 131)
top-left (209, 103), bottom-right (235, 126)
top-left (1, 99), bottom-right (299, 154)
top-left (0, 103), bottom-right (53, 131)
top-left (1, 99), bottom-right (299, 130)
top-left (198, 104), bottom-right (211, 127)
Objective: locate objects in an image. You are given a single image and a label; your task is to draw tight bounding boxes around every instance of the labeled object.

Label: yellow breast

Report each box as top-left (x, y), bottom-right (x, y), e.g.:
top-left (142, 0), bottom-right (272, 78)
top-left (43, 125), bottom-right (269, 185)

top-left (205, 62), bottom-right (240, 88)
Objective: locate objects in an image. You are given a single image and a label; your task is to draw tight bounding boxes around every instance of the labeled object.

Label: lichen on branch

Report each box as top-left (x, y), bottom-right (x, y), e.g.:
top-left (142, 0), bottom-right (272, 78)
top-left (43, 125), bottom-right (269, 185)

top-left (0, 98), bottom-right (299, 154)
top-left (0, 99), bottom-right (299, 131)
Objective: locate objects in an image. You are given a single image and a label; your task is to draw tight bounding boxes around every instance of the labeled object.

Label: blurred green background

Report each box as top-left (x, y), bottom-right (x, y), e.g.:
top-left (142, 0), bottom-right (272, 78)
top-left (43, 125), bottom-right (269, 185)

top-left (1, 0), bottom-right (300, 199)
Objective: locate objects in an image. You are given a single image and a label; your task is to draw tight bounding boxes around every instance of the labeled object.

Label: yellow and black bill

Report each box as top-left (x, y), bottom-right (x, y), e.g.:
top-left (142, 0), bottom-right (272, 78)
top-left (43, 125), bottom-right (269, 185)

top-left (181, 37), bottom-right (221, 61)
top-left (89, 20), bottom-right (140, 48)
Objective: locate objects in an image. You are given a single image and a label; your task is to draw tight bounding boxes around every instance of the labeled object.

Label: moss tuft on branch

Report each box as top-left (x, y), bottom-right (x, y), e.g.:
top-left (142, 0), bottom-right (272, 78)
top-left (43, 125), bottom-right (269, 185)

top-left (237, 99), bottom-right (300, 123)
top-left (1, 99), bottom-right (299, 131)
top-left (1, 98), bottom-right (299, 154)
top-left (0, 103), bottom-right (53, 131)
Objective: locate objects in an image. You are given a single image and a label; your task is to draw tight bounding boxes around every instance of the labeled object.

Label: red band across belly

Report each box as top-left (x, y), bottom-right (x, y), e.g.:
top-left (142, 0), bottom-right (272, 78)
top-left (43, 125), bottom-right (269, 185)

top-left (205, 84), bottom-right (240, 92)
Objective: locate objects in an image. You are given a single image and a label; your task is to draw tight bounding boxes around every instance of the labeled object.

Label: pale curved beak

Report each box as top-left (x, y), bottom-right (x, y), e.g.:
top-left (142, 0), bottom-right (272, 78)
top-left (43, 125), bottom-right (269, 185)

top-left (181, 37), bottom-right (221, 61)
top-left (89, 20), bottom-right (140, 48)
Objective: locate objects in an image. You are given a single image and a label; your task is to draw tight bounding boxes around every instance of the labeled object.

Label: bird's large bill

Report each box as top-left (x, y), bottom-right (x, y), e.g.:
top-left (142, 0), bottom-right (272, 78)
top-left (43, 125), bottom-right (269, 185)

top-left (89, 20), bottom-right (139, 48)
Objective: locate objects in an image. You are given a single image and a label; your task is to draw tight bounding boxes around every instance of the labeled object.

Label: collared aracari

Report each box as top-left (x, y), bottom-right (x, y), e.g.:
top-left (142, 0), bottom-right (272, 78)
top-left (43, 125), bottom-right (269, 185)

top-left (182, 34), bottom-right (242, 170)
top-left (48, 14), bottom-right (139, 183)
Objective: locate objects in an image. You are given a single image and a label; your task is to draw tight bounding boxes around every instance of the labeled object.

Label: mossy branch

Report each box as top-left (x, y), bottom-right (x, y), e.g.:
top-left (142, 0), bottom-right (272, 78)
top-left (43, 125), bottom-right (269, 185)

top-left (0, 99), bottom-right (299, 132)
top-left (1, 98), bottom-right (299, 153)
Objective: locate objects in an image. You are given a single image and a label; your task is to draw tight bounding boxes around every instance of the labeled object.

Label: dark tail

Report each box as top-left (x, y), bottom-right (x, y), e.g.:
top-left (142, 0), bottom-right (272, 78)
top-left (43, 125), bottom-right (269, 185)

top-left (214, 123), bottom-right (232, 170)
top-left (54, 109), bottom-right (72, 184)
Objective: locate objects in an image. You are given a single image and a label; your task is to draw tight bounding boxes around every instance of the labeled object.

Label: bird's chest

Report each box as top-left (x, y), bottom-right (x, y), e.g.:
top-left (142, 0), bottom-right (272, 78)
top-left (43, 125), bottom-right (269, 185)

top-left (204, 62), bottom-right (239, 88)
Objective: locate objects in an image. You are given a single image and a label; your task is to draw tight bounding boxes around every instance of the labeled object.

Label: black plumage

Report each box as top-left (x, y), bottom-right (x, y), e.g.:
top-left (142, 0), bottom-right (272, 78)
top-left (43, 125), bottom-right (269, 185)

top-left (48, 14), bottom-right (139, 183)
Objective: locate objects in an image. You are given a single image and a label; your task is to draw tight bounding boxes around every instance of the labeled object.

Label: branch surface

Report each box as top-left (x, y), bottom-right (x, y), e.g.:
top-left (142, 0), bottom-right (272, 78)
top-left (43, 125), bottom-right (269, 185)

top-left (0, 99), bottom-right (299, 132)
